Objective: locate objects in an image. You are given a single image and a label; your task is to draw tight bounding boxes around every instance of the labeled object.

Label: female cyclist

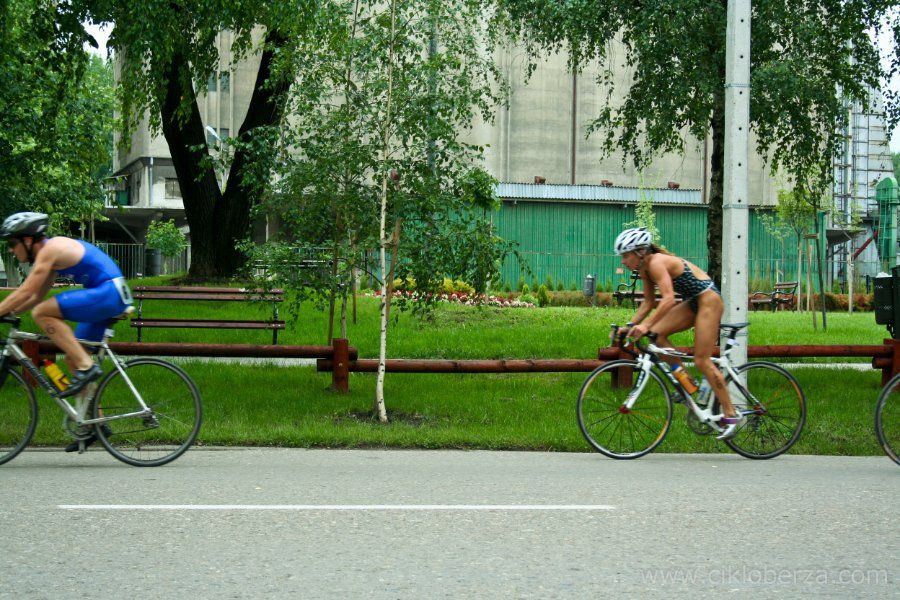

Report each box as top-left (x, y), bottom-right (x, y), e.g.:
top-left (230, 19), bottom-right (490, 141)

top-left (614, 227), bottom-right (742, 439)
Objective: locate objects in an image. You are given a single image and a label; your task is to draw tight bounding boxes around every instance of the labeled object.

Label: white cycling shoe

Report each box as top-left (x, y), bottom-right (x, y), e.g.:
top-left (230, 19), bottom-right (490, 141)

top-left (715, 414), bottom-right (745, 440)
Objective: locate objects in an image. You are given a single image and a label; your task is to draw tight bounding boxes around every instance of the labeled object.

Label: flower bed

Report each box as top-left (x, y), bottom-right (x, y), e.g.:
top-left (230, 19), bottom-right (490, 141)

top-left (371, 289), bottom-right (536, 307)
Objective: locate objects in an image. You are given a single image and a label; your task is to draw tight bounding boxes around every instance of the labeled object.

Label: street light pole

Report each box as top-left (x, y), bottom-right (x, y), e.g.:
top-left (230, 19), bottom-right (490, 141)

top-left (721, 0), bottom-right (751, 365)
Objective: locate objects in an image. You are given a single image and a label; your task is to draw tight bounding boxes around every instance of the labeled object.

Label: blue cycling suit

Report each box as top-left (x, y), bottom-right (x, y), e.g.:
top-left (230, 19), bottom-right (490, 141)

top-left (53, 240), bottom-right (133, 341)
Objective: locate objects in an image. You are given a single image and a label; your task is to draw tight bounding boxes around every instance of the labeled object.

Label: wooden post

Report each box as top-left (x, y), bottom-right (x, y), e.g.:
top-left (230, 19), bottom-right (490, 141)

top-left (611, 345), bottom-right (633, 390)
top-left (332, 338), bottom-right (350, 393)
top-left (884, 338), bottom-right (900, 387)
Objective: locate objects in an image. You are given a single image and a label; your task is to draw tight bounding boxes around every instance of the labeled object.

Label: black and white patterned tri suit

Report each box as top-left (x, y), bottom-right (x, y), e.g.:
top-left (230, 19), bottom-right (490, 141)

top-left (670, 260), bottom-right (720, 312)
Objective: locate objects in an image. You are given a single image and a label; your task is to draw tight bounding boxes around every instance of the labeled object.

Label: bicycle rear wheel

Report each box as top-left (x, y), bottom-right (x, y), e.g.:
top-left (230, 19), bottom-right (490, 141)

top-left (720, 362), bottom-right (806, 459)
top-left (0, 368), bottom-right (38, 466)
top-left (92, 358), bottom-right (202, 467)
top-left (875, 373), bottom-right (900, 466)
top-left (577, 360), bottom-right (673, 459)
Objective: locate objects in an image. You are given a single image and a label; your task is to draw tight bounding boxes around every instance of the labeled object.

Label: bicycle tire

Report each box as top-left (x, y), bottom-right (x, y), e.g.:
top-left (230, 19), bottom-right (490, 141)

top-left (577, 359), bottom-right (673, 459)
top-left (719, 362), bottom-right (806, 459)
top-left (875, 373), bottom-right (900, 466)
top-left (92, 358), bottom-right (202, 467)
top-left (0, 368), bottom-right (38, 466)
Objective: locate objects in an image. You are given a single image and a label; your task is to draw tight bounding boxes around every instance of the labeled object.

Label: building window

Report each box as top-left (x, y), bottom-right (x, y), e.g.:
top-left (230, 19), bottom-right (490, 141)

top-left (165, 179), bottom-right (182, 199)
top-left (206, 128), bottom-right (218, 145)
top-left (219, 128), bottom-right (230, 140)
top-left (219, 71), bottom-right (230, 92)
top-left (207, 72), bottom-right (217, 92)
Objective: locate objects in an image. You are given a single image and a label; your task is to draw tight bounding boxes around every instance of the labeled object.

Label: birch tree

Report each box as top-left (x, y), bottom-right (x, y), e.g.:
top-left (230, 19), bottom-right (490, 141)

top-left (250, 0), bottom-right (512, 420)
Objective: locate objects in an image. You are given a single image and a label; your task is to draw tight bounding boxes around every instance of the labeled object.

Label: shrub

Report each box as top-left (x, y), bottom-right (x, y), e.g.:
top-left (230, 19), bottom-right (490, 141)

top-left (517, 276), bottom-right (526, 292)
top-left (548, 291), bottom-right (590, 307)
top-left (556, 281), bottom-right (564, 291)
top-left (519, 293), bottom-right (537, 305)
top-left (537, 284), bottom-right (550, 307)
top-left (392, 278), bottom-right (475, 295)
top-left (439, 278), bottom-right (475, 295)
top-left (503, 282), bottom-right (512, 293)
top-left (145, 219), bottom-right (187, 258)
top-left (521, 283), bottom-right (530, 295)
top-left (569, 280), bottom-right (578, 291)
top-left (544, 275), bottom-right (555, 291)
top-left (531, 277), bottom-right (540, 291)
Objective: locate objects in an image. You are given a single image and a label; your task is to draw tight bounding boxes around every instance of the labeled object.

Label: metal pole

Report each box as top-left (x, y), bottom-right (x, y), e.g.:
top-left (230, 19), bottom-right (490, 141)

top-left (721, 0), bottom-right (751, 365)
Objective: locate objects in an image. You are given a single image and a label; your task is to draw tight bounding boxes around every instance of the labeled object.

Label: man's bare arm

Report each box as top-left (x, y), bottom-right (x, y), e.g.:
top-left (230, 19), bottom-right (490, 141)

top-left (0, 249), bottom-right (58, 315)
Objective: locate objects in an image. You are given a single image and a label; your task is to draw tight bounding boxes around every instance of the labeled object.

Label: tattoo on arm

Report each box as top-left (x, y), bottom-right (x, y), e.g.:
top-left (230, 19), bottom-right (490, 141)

top-left (46, 326), bottom-right (55, 335)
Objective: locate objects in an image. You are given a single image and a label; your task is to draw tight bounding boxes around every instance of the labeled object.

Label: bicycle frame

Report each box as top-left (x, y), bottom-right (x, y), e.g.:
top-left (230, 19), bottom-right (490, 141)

top-left (0, 324), bottom-right (152, 427)
top-left (623, 335), bottom-right (758, 431)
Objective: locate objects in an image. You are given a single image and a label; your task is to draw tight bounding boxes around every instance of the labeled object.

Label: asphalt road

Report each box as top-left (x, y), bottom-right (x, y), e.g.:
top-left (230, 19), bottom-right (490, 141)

top-left (1, 449), bottom-right (897, 599)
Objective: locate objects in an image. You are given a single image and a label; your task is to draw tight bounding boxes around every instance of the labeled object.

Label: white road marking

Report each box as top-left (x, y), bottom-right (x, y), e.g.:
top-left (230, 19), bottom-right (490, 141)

top-left (59, 504), bottom-right (615, 511)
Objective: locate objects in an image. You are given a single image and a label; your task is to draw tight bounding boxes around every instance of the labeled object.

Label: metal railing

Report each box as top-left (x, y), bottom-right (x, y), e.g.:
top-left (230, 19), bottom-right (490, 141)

top-left (97, 243), bottom-right (191, 279)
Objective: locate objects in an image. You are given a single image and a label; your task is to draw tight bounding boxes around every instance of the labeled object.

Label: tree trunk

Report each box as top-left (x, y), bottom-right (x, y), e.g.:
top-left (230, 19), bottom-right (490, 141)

top-left (158, 33), bottom-right (290, 280)
top-left (706, 95), bottom-right (726, 286)
top-left (814, 214), bottom-right (827, 330)
top-left (374, 0), bottom-right (398, 424)
top-left (796, 235), bottom-right (802, 312)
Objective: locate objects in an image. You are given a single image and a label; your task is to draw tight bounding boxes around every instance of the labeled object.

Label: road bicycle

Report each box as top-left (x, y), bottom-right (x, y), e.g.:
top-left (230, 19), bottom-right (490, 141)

top-left (576, 322), bottom-right (806, 459)
top-left (874, 373), bottom-right (900, 466)
top-left (0, 313), bottom-right (202, 467)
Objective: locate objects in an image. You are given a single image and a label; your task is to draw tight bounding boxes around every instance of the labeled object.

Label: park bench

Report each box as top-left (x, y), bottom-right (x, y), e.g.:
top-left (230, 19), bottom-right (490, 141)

top-left (131, 286), bottom-right (286, 343)
top-left (749, 281), bottom-right (798, 312)
top-left (612, 270), bottom-right (683, 306)
top-left (613, 290), bottom-right (683, 305)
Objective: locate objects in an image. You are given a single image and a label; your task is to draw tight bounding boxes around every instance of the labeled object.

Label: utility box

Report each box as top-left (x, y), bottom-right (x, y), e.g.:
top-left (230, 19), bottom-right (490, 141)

top-left (875, 268), bottom-right (900, 339)
top-left (583, 274), bottom-right (596, 298)
top-left (874, 272), bottom-right (893, 327)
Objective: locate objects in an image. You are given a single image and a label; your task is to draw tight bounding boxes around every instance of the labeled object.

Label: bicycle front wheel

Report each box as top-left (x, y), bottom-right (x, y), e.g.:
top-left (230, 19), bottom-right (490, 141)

top-left (0, 368), bottom-right (38, 466)
top-left (577, 360), bottom-right (673, 459)
top-left (720, 362), bottom-right (806, 459)
top-left (92, 358), bottom-right (202, 467)
top-left (875, 373), bottom-right (900, 466)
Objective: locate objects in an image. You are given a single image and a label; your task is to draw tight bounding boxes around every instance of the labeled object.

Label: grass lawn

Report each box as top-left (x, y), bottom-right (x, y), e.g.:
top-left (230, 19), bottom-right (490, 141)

top-left (6, 278), bottom-right (892, 457)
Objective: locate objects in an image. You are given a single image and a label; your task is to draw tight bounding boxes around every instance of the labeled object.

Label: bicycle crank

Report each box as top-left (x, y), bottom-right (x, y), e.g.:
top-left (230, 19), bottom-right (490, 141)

top-left (685, 410), bottom-right (715, 435)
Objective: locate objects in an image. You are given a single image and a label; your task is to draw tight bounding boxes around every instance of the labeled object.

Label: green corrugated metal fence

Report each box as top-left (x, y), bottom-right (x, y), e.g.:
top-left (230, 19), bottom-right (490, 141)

top-left (494, 201), bottom-right (802, 290)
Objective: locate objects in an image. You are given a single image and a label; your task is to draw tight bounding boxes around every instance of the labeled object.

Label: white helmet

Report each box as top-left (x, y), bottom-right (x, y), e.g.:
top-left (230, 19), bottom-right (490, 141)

top-left (0, 212), bottom-right (49, 240)
top-left (614, 227), bottom-right (652, 255)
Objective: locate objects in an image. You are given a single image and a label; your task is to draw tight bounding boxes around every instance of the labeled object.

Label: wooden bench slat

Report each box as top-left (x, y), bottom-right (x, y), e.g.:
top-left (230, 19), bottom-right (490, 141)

top-left (134, 293), bottom-right (283, 302)
top-left (134, 286), bottom-right (284, 294)
top-left (132, 319), bottom-right (286, 330)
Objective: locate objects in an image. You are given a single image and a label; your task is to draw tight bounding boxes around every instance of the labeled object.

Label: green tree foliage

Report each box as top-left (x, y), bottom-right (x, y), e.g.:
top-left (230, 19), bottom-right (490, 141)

top-left (82, 0), bottom-right (323, 279)
top-left (0, 1), bottom-right (112, 234)
top-left (496, 0), bottom-right (896, 284)
top-left (893, 152), bottom-right (899, 182)
top-left (145, 219), bottom-right (188, 258)
top-left (251, 0), bottom-right (515, 327)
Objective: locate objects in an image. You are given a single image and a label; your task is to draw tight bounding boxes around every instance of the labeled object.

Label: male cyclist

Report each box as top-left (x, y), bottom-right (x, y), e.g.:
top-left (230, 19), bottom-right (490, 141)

top-left (0, 212), bottom-right (133, 443)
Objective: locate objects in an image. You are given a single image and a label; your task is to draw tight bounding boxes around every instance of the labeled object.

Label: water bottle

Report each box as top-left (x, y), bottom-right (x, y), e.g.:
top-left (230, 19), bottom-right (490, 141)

top-left (670, 363), bottom-right (698, 394)
top-left (42, 359), bottom-right (71, 391)
top-left (696, 378), bottom-right (712, 405)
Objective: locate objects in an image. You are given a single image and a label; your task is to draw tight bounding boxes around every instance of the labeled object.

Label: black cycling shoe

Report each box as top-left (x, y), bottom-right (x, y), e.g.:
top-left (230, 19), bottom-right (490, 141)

top-left (64, 425), bottom-right (112, 453)
top-left (57, 364), bottom-right (102, 398)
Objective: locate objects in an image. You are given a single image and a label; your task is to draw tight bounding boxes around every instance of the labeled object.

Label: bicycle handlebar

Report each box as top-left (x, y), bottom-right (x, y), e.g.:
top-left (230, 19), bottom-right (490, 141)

top-left (609, 324), bottom-right (655, 358)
